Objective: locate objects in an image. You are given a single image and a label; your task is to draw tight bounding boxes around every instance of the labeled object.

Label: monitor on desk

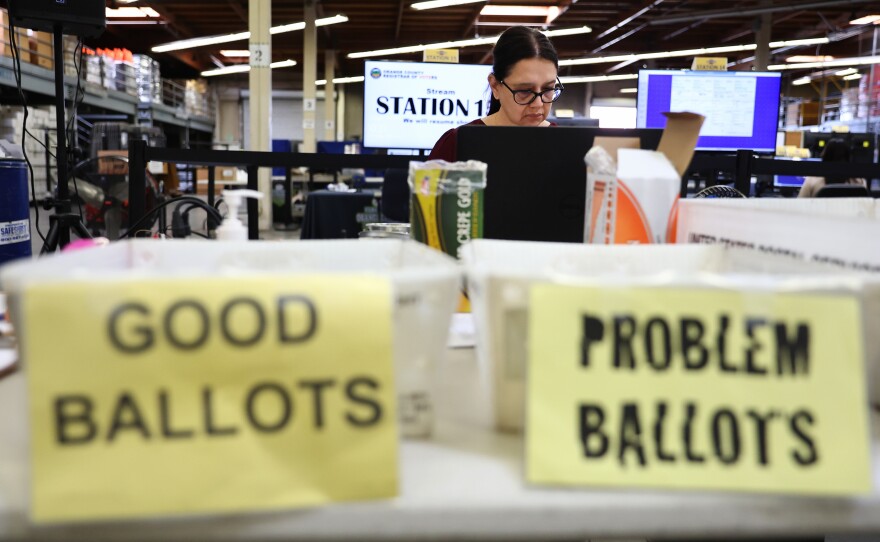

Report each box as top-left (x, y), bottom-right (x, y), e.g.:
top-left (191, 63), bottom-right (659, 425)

top-left (636, 69), bottom-right (781, 153)
top-left (773, 157), bottom-right (821, 189)
top-left (456, 125), bottom-right (663, 243)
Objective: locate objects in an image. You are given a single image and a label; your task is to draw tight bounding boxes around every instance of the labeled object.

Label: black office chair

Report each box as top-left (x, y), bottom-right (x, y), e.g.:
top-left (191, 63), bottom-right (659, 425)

top-left (815, 184), bottom-right (870, 198)
top-left (380, 168), bottom-right (410, 222)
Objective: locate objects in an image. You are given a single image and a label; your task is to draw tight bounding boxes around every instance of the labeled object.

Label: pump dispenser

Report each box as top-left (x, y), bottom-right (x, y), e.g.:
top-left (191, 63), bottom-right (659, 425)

top-left (216, 189), bottom-right (264, 241)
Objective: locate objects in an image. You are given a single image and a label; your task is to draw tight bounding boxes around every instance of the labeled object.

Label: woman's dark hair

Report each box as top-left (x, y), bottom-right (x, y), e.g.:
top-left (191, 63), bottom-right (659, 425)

top-left (821, 137), bottom-right (851, 184)
top-left (487, 26), bottom-right (559, 115)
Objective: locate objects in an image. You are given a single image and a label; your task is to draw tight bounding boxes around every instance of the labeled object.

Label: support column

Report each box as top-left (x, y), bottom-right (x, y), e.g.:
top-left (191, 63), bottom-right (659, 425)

top-left (324, 49), bottom-right (336, 141)
top-left (754, 1), bottom-right (772, 71)
top-left (248, 0), bottom-right (272, 230)
top-left (302, 0), bottom-right (317, 153)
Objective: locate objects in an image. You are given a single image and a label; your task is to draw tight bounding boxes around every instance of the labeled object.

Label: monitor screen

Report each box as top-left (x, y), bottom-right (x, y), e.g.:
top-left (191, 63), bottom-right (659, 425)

top-left (362, 60), bottom-right (492, 151)
top-left (773, 157), bottom-right (821, 188)
top-left (456, 126), bottom-right (663, 243)
top-left (636, 70), bottom-right (782, 153)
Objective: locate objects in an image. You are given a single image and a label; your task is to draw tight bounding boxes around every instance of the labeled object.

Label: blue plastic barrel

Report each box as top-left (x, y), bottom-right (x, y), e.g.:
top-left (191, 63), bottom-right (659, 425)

top-left (0, 159), bottom-right (32, 266)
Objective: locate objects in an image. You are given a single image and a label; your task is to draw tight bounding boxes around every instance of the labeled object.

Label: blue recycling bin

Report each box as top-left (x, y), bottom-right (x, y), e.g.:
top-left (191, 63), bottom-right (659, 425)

top-left (0, 159), bottom-right (32, 266)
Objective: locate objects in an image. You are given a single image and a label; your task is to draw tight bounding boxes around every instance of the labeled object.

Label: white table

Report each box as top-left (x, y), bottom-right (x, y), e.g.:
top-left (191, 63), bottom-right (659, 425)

top-left (1, 348), bottom-right (879, 540)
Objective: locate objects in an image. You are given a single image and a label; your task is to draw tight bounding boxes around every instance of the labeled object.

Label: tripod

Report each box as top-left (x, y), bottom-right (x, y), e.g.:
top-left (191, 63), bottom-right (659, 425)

top-left (41, 27), bottom-right (91, 254)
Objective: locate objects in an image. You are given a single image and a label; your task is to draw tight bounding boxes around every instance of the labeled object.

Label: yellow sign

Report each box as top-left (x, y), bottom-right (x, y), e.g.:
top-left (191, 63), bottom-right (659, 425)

top-left (24, 276), bottom-right (398, 522)
top-left (423, 48), bottom-right (459, 63)
top-left (691, 57), bottom-right (728, 71)
top-left (526, 286), bottom-right (870, 496)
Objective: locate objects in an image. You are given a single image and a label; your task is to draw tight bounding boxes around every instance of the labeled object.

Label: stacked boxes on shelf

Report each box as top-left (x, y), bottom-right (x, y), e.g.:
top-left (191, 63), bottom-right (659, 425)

top-left (133, 54), bottom-right (162, 104)
top-left (184, 79), bottom-right (210, 117)
top-left (0, 105), bottom-right (57, 200)
top-left (0, 9), bottom-right (52, 70)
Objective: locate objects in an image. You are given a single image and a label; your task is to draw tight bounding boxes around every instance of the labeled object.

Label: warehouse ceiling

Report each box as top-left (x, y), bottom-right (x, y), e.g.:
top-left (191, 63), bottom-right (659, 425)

top-left (23, 1), bottom-right (880, 85)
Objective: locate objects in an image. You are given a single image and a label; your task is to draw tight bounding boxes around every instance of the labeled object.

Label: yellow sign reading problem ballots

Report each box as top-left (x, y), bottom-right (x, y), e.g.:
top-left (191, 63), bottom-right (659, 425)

top-left (526, 286), bottom-right (871, 496)
top-left (24, 276), bottom-right (397, 522)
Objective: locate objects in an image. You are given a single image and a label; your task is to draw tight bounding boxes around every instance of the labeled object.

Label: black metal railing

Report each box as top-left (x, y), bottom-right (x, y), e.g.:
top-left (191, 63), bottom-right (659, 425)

top-left (128, 140), bottom-right (413, 239)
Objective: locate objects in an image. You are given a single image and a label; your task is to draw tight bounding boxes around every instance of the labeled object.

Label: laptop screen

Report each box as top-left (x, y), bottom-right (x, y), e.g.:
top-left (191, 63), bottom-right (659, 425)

top-left (456, 125), bottom-right (663, 243)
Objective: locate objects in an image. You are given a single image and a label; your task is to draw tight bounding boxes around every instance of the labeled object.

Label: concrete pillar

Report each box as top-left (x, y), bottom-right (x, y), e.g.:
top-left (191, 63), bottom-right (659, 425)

top-left (754, 1), bottom-right (772, 71)
top-left (324, 49), bottom-right (336, 141)
top-left (302, 0), bottom-right (317, 152)
top-left (248, 0), bottom-right (272, 230)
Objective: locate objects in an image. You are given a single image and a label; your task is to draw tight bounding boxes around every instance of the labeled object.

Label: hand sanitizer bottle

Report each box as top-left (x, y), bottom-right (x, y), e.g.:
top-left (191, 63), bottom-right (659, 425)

top-left (216, 189), bottom-right (264, 241)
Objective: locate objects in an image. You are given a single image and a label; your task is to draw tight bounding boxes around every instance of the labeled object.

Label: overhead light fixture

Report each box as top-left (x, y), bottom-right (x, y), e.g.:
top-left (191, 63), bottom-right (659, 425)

top-left (480, 5), bottom-right (561, 24)
top-left (202, 59), bottom-right (297, 77)
top-left (106, 7), bottom-right (160, 18)
top-left (786, 55), bottom-right (834, 63)
top-left (849, 14), bottom-right (880, 25)
top-left (559, 38), bottom-right (830, 67)
top-left (153, 15), bottom-right (348, 53)
top-left (411, 0), bottom-right (484, 10)
top-left (347, 25), bottom-right (591, 59)
top-left (220, 50), bottom-right (250, 58)
top-left (792, 77), bottom-right (812, 86)
top-left (315, 76), bottom-right (365, 86)
top-left (843, 73), bottom-right (863, 80)
top-left (769, 56), bottom-right (880, 70)
top-left (559, 74), bottom-right (638, 84)
top-left (835, 68), bottom-right (858, 76)
top-left (620, 88), bottom-right (637, 93)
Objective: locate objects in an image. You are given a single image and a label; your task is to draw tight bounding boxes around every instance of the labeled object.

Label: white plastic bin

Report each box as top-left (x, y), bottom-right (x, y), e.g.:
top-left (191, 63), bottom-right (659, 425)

top-left (0, 239), bottom-right (461, 438)
top-left (462, 239), bottom-right (880, 432)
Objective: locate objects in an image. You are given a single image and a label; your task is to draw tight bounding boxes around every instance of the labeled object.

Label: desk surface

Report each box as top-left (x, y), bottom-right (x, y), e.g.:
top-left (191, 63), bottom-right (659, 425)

top-left (1, 348), bottom-right (879, 540)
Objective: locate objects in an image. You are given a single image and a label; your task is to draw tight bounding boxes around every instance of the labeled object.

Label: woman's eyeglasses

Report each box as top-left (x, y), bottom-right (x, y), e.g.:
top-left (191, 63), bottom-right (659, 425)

top-left (499, 79), bottom-right (565, 105)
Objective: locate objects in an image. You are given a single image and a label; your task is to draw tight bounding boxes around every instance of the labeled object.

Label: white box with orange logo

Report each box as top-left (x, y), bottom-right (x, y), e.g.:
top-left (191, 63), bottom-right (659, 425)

top-left (585, 112), bottom-right (704, 244)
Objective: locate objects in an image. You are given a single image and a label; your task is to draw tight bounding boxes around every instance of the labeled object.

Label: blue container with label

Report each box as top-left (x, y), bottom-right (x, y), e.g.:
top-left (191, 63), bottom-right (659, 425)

top-left (0, 159), bottom-right (32, 266)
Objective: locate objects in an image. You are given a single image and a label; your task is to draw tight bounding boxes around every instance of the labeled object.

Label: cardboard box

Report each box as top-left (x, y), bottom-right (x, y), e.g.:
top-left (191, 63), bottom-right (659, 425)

top-left (31, 31), bottom-right (53, 70)
top-left (585, 112), bottom-right (704, 244)
top-left (97, 150), bottom-right (128, 175)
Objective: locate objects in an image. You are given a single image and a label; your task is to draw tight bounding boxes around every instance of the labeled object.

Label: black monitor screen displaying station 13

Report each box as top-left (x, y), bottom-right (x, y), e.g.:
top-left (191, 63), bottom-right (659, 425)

top-left (636, 69), bottom-right (781, 153)
top-left (362, 60), bottom-right (491, 151)
top-left (456, 125), bottom-right (663, 243)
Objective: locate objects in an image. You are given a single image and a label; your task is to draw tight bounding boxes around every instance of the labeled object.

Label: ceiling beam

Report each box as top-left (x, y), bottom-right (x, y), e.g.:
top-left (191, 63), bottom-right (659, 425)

top-left (595, 0), bottom-right (665, 41)
top-left (226, 0), bottom-right (247, 24)
top-left (147, 5), bottom-right (206, 71)
top-left (649, 0), bottom-right (875, 26)
top-left (395, 0), bottom-right (406, 41)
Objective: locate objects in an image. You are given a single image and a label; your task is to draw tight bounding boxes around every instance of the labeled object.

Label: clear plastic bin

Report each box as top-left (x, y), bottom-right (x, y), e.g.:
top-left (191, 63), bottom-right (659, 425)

top-left (462, 239), bottom-right (880, 432)
top-left (1, 239), bottom-right (461, 438)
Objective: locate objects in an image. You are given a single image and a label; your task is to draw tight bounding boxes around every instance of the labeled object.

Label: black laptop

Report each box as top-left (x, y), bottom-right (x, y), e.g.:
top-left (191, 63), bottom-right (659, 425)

top-left (456, 125), bottom-right (662, 243)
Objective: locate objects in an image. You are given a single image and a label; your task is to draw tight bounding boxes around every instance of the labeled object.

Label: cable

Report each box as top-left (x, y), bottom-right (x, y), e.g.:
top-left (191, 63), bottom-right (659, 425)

top-left (9, 19), bottom-right (46, 244)
top-left (119, 196), bottom-right (223, 239)
top-left (66, 38), bottom-right (86, 220)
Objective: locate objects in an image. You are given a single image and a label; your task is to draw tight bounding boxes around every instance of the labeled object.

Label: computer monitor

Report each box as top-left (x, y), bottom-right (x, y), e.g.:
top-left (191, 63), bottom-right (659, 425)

top-left (803, 132), bottom-right (835, 159)
top-left (456, 125), bottom-right (663, 243)
top-left (773, 157), bottom-right (821, 189)
top-left (636, 69), bottom-right (781, 153)
top-left (362, 60), bottom-right (491, 151)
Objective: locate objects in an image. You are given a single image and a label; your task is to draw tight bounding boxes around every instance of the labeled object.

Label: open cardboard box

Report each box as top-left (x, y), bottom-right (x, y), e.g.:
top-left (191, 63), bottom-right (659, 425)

top-left (585, 112), bottom-right (704, 244)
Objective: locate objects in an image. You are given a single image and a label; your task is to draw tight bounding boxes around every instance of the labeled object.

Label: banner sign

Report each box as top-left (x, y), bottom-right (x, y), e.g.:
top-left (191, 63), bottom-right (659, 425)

top-left (25, 276), bottom-right (398, 522)
top-left (526, 285), bottom-right (871, 496)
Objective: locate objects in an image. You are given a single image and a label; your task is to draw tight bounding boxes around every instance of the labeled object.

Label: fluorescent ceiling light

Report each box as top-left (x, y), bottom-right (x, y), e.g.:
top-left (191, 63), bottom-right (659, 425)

top-left (220, 50), bottom-right (250, 58)
top-left (835, 68), bottom-right (858, 76)
top-left (843, 73), bottom-right (863, 80)
top-left (202, 59), bottom-right (297, 77)
top-left (153, 15), bottom-right (348, 53)
top-left (792, 77), bottom-right (812, 86)
top-left (480, 5), bottom-right (561, 23)
top-left (559, 37), bottom-right (831, 67)
top-left (411, 0), bottom-right (484, 10)
top-left (560, 73), bottom-right (638, 84)
top-left (315, 76), bottom-right (365, 85)
top-left (620, 88), bottom-right (637, 93)
top-left (347, 25), bottom-right (591, 59)
top-left (786, 55), bottom-right (834, 63)
top-left (106, 7), bottom-right (160, 18)
top-left (849, 14), bottom-right (880, 25)
top-left (769, 56), bottom-right (880, 70)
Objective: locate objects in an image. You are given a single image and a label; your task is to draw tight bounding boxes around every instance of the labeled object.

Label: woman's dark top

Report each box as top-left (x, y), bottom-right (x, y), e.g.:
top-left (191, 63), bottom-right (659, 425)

top-left (427, 119), bottom-right (486, 162)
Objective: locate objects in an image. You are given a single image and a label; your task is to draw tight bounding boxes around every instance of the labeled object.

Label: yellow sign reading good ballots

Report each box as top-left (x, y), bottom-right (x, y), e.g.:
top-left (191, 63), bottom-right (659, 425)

top-left (526, 286), bottom-right (871, 496)
top-left (24, 276), bottom-right (397, 522)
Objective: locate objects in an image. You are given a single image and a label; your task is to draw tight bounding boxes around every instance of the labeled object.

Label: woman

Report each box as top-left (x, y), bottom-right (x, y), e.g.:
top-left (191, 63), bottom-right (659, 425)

top-left (427, 26), bottom-right (563, 162)
top-left (798, 137), bottom-right (867, 197)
